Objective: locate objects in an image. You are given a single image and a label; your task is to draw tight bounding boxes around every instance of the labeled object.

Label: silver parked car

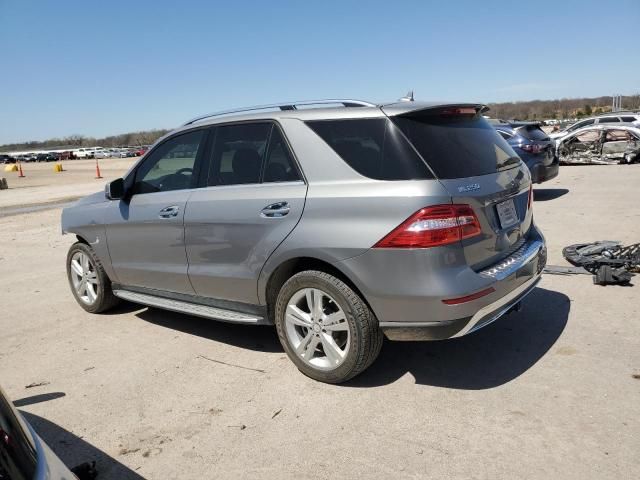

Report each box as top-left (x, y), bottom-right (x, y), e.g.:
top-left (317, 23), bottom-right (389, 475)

top-left (61, 99), bottom-right (547, 383)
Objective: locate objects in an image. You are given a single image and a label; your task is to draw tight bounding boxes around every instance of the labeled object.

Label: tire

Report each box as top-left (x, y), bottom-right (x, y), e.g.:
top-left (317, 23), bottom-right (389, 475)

top-left (274, 270), bottom-right (382, 384)
top-left (66, 241), bottom-right (120, 313)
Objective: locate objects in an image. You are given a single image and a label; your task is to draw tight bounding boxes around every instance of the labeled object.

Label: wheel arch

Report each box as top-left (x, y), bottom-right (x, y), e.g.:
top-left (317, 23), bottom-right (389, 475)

top-left (263, 256), bottom-right (372, 324)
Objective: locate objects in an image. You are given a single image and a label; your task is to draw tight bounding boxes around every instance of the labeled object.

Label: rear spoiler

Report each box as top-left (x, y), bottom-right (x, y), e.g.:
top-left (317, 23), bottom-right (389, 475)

top-left (381, 101), bottom-right (489, 117)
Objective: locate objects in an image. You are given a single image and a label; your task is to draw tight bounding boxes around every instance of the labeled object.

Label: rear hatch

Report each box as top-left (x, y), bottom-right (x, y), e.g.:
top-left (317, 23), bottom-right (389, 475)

top-left (386, 104), bottom-right (533, 270)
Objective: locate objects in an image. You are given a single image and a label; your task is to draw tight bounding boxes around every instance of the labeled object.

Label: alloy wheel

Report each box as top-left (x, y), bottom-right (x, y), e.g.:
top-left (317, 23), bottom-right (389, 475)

top-left (284, 288), bottom-right (351, 371)
top-left (69, 251), bottom-right (99, 305)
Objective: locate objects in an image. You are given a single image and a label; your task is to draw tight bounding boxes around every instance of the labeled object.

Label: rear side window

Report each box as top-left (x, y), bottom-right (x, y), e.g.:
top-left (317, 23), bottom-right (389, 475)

top-left (208, 123), bottom-right (271, 186)
top-left (306, 118), bottom-right (433, 180)
top-left (517, 126), bottom-right (550, 141)
top-left (620, 116), bottom-right (637, 122)
top-left (598, 117), bottom-right (619, 123)
top-left (263, 127), bottom-right (301, 183)
top-left (393, 110), bottom-right (520, 179)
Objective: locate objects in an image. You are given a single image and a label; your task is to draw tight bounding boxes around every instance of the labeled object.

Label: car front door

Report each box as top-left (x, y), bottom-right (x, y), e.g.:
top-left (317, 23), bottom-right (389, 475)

top-left (185, 122), bottom-right (307, 305)
top-left (104, 128), bottom-right (208, 294)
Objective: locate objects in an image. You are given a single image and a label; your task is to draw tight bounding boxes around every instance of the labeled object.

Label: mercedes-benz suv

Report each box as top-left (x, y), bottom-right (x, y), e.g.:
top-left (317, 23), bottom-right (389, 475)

top-left (62, 99), bottom-right (546, 383)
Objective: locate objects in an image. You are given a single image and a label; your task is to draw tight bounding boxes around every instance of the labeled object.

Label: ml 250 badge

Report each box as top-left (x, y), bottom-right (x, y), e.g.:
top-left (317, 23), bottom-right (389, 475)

top-left (458, 183), bottom-right (481, 193)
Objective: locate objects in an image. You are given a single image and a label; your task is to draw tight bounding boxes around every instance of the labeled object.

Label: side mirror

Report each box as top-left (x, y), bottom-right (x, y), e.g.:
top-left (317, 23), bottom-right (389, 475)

top-left (105, 178), bottom-right (126, 200)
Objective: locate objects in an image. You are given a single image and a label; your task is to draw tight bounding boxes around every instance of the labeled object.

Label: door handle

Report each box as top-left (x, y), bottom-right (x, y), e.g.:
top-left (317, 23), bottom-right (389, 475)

top-left (260, 201), bottom-right (290, 218)
top-left (158, 205), bottom-right (180, 218)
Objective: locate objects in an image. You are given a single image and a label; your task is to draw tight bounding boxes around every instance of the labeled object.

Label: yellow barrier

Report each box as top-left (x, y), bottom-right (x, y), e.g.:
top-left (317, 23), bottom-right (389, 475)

top-left (4, 164), bottom-right (18, 172)
top-left (53, 163), bottom-right (64, 173)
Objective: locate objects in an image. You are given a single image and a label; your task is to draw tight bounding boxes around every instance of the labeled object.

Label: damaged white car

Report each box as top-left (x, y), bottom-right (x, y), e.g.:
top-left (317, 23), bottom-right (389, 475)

top-left (555, 124), bottom-right (640, 165)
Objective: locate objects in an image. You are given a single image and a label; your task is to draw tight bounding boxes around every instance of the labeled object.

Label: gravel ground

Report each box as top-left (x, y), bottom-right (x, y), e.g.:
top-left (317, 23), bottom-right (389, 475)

top-left (0, 165), bottom-right (638, 479)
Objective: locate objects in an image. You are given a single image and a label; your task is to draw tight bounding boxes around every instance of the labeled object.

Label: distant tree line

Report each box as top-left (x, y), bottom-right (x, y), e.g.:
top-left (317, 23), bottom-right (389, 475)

top-left (4, 94), bottom-right (640, 150)
top-left (0, 128), bottom-right (171, 151)
top-left (488, 94), bottom-right (640, 121)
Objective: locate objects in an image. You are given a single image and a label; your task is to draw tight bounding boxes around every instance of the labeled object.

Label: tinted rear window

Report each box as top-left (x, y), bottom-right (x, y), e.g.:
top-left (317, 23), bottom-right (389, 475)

top-left (305, 118), bottom-right (433, 180)
top-left (393, 110), bottom-right (520, 179)
top-left (517, 126), bottom-right (550, 141)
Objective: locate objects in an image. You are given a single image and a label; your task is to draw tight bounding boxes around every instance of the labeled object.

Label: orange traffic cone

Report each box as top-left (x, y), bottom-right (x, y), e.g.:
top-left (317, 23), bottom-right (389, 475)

top-left (95, 159), bottom-right (103, 179)
top-left (18, 162), bottom-right (25, 178)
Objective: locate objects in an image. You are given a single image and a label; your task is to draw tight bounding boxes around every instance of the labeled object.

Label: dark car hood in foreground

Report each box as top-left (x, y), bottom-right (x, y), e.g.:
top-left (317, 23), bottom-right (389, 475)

top-left (0, 386), bottom-right (74, 479)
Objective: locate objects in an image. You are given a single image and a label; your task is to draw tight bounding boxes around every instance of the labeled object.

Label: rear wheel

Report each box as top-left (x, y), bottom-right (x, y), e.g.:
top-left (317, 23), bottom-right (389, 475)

top-left (275, 270), bottom-right (382, 383)
top-left (66, 242), bottom-right (119, 313)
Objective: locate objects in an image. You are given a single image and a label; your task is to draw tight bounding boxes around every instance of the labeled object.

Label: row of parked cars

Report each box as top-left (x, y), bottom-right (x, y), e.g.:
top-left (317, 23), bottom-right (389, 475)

top-left (77, 146), bottom-right (149, 159)
top-left (0, 146), bottom-right (149, 164)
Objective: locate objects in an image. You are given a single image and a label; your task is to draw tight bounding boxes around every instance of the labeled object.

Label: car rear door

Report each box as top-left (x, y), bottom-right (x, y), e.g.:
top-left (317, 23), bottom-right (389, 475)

top-left (184, 122), bottom-right (307, 305)
top-left (104, 128), bottom-right (208, 294)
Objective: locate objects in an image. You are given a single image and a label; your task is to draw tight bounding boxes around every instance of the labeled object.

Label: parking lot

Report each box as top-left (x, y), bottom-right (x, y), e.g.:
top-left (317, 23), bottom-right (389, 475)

top-left (1, 164), bottom-right (639, 479)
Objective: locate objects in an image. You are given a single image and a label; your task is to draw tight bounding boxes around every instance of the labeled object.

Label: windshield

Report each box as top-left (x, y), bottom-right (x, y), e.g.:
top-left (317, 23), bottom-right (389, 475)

top-left (392, 109), bottom-right (520, 179)
top-left (0, 388), bottom-right (37, 480)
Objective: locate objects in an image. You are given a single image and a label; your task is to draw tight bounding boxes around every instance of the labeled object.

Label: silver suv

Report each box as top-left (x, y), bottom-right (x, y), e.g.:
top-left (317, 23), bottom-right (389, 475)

top-left (62, 99), bottom-right (547, 383)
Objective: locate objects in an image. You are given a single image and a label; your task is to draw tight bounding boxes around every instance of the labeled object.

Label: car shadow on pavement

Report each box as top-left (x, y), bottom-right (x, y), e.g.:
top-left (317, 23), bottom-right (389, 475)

top-left (135, 307), bottom-right (282, 353)
top-left (349, 287), bottom-right (570, 389)
top-left (534, 188), bottom-right (569, 201)
top-left (20, 411), bottom-right (145, 480)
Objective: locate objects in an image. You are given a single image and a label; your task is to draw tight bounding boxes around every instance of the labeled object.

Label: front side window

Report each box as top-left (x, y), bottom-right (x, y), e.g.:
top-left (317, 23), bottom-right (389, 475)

top-left (207, 123), bottom-right (271, 186)
top-left (574, 130), bottom-right (600, 142)
top-left (134, 130), bottom-right (204, 194)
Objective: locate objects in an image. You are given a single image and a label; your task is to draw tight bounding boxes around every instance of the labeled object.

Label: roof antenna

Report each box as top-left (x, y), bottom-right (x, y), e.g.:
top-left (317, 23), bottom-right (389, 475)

top-left (399, 90), bottom-right (414, 102)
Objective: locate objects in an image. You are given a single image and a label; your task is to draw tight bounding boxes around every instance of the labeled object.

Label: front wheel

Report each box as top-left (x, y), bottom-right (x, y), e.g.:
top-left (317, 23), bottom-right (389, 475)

top-left (275, 270), bottom-right (383, 384)
top-left (66, 242), bottom-right (120, 313)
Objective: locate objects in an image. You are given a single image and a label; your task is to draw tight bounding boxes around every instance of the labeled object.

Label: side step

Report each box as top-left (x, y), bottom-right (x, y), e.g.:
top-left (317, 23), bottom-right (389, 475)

top-left (113, 289), bottom-right (265, 325)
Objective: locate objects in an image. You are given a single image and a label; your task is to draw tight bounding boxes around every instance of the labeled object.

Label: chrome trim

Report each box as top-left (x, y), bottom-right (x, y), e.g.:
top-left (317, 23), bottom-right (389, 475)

top-left (452, 274), bottom-right (541, 338)
top-left (113, 289), bottom-right (264, 324)
top-left (183, 99), bottom-right (377, 126)
top-left (479, 239), bottom-right (544, 281)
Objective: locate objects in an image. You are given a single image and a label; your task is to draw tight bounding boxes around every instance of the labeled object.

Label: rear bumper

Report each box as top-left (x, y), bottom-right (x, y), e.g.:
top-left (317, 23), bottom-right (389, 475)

top-left (336, 227), bottom-right (546, 341)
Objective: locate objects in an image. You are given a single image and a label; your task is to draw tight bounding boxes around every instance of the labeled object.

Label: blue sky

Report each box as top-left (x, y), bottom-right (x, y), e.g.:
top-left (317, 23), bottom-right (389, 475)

top-left (1, 0), bottom-right (639, 144)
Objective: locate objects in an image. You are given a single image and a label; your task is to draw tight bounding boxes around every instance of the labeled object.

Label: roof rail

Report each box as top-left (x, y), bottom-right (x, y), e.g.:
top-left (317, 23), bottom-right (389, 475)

top-left (183, 99), bottom-right (377, 126)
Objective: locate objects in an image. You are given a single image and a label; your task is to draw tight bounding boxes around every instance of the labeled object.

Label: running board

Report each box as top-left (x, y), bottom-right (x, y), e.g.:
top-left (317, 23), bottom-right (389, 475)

top-left (113, 289), bottom-right (264, 324)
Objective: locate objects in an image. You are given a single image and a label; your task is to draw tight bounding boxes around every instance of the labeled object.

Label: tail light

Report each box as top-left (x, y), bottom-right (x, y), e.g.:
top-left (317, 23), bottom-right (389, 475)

top-left (440, 107), bottom-right (477, 116)
top-left (520, 143), bottom-right (542, 154)
top-left (374, 204), bottom-right (482, 249)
